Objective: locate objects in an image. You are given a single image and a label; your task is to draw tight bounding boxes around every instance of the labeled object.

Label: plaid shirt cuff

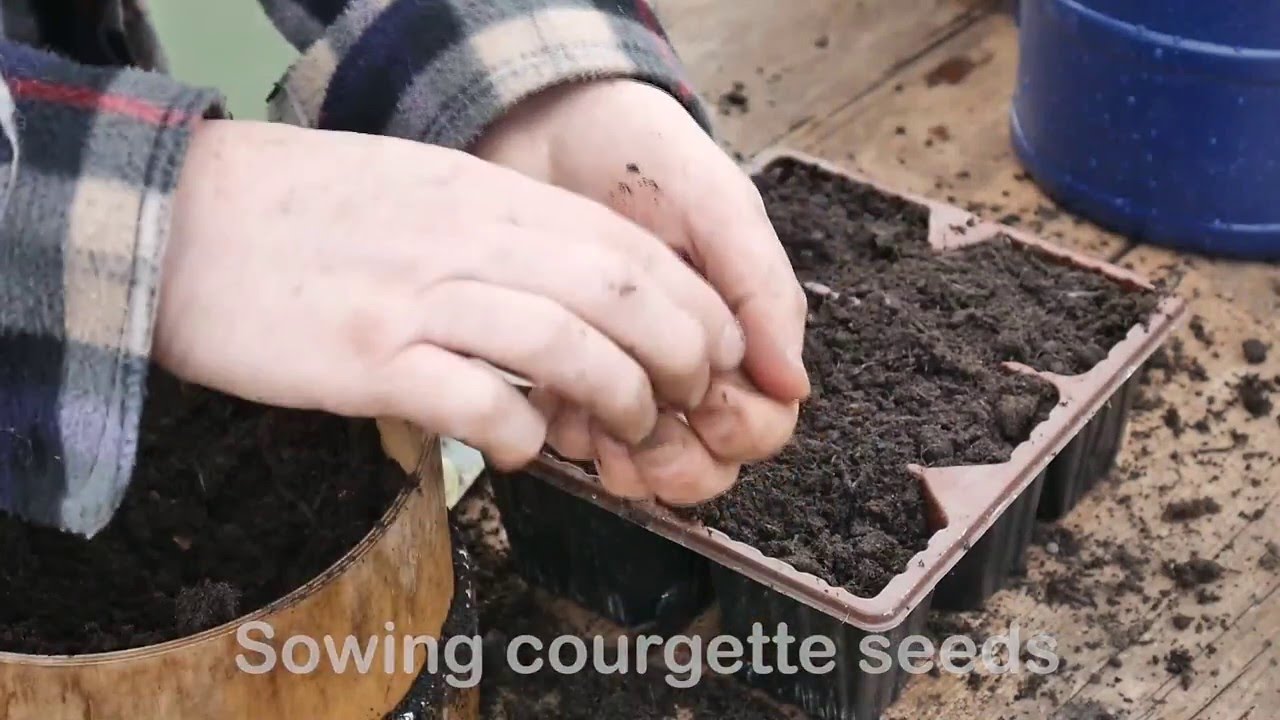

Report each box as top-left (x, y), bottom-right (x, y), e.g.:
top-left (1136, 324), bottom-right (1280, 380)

top-left (0, 43), bottom-right (223, 535)
top-left (267, 0), bottom-right (710, 148)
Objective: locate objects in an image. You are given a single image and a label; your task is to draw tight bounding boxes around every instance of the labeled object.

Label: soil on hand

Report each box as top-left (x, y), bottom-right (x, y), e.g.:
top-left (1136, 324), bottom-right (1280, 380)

top-left (690, 159), bottom-right (1157, 598)
top-left (0, 372), bottom-right (407, 654)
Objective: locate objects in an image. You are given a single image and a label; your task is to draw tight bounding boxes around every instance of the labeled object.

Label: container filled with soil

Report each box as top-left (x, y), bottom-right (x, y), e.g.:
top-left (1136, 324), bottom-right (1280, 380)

top-left (495, 150), bottom-right (1185, 720)
top-left (0, 374), bottom-right (473, 720)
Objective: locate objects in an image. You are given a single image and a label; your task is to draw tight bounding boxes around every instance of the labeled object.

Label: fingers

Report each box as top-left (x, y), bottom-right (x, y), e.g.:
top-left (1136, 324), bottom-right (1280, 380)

top-left (375, 344), bottom-right (547, 471)
top-left (462, 231), bottom-right (714, 410)
top-left (565, 203), bottom-right (748, 375)
top-left (485, 168), bottom-right (747, 373)
top-left (591, 422), bottom-right (651, 500)
top-left (683, 162), bottom-right (811, 401)
top-left (626, 412), bottom-right (741, 506)
top-left (530, 389), bottom-right (594, 460)
top-left (416, 279), bottom-right (658, 445)
top-left (545, 398), bottom-right (745, 505)
top-left (687, 372), bottom-right (799, 462)
top-left (543, 399), bottom-right (753, 506)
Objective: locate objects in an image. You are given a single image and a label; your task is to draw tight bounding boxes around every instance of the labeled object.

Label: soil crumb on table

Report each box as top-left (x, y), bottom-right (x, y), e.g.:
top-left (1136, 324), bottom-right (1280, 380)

top-left (0, 372), bottom-right (406, 655)
top-left (455, 487), bottom-right (792, 720)
top-left (1236, 374), bottom-right (1276, 418)
top-left (1260, 541), bottom-right (1280, 572)
top-left (689, 159), bottom-right (1158, 598)
top-left (1163, 647), bottom-right (1195, 689)
top-left (1055, 699), bottom-right (1120, 720)
top-left (717, 82), bottom-right (750, 115)
top-left (1161, 497), bottom-right (1222, 523)
top-left (1163, 556), bottom-right (1225, 589)
top-left (1242, 338), bottom-right (1269, 364)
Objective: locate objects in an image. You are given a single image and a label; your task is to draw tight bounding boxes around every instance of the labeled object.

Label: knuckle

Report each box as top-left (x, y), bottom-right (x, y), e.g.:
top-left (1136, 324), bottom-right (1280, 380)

top-left (537, 306), bottom-right (584, 362)
top-left (584, 247), bottom-right (642, 305)
top-left (664, 322), bottom-right (709, 379)
top-left (505, 438), bottom-right (544, 470)
top-left (612, 367), bottom-right (657, 426)
top-left (462, 380), bottom-right (511, 432)
top-left (345, 302), bottom-right (400, 364)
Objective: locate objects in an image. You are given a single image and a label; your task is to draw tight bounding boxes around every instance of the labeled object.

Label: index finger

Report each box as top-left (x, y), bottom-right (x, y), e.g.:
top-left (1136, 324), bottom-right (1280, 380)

top-left (685, 160), bottom-right (810, 401)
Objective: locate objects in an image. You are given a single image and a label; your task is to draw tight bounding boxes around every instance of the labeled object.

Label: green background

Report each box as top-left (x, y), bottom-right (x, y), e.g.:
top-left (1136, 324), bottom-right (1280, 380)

top-left (148, 0), bottom-right (298, 120)
top-left (147, 1), bottom-right (489, 501)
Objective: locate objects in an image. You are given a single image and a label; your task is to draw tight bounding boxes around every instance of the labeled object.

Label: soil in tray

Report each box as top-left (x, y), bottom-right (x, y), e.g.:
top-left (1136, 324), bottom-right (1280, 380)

top-left (0, 371), bottom-right (406, 655)
top-left (688, 159), bottom-right (1159, 598)
top-left (456, 485), bottom-right (792, 720)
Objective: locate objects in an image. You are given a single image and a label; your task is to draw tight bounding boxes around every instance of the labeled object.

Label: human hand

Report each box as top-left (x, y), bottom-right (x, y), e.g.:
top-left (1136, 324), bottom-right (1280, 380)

top-left (475, 79), bottom-right (808, 503)
top-left (155, 120), bottom-right (744, 471)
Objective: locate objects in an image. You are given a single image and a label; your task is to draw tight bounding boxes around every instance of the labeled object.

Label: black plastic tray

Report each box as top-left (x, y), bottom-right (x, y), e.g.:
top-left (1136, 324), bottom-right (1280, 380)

top-left (1037, 373), bottom-right (1140, 520)
top-left (487, 152), bottom-right (1182, 720)
top-left (713, 569), bottom-right (934, 720)
top-left (489, 470), bottom-right (712, 632)
top-left (934, 469), bottom-right (1047, 611)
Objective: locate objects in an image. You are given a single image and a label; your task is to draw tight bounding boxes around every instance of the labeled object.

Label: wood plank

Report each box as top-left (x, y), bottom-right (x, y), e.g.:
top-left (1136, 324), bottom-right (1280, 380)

top-left (1187, 635), bottom-right (1279, 720)
top-left (1030, 244), bottom-right (1280, 717)
top-left (1185, 261), bottom-right (1280, 333)
top-left (1060, 493), bottom-right (1279, 717)
top-left (887, 255), bottom-right (1280, 719)
top-left (1111, 247), bottom-right (1280, 335)
top-left (782, 13), bottom-right (1129, 259)
top-left (653, 0), bottom-right (997, 157)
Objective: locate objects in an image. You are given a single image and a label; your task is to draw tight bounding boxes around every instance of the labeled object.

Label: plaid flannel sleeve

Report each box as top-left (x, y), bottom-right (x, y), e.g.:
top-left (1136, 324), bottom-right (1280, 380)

top-left (259, 0), bottom-right (710, 146)
top-left (0, 42), bottom-right (222, 536)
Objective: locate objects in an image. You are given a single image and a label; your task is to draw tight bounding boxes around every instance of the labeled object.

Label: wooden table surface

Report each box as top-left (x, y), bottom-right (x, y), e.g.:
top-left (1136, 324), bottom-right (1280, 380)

top-left (645, 2), bottom-right (1279, 718)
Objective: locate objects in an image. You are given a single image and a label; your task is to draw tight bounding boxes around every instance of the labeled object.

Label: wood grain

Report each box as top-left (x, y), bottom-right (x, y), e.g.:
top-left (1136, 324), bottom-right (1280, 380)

top-left (655, 0), bottom-right (997, 157)
top-left (784, 13), bottom-right (1128, 259)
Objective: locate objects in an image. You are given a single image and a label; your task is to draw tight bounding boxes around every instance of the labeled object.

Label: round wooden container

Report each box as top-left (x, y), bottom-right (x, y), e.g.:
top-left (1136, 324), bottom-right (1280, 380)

top-left (0, 419), bottom-right (476, 720)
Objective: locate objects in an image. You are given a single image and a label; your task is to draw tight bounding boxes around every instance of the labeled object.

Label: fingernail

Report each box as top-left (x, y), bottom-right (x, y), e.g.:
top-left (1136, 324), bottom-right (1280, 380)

top-left (716, 323), bottom-right (747, 369)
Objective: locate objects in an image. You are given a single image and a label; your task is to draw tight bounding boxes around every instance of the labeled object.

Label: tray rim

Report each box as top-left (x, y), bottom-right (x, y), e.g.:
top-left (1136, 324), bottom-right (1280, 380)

top-left (529, 148), bottom-right (1188, 633)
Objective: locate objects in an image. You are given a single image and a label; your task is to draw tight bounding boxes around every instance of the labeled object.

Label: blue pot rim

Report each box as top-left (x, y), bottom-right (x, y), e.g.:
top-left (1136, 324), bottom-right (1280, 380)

top-left (1042, 0), bottom-right (1280, 83)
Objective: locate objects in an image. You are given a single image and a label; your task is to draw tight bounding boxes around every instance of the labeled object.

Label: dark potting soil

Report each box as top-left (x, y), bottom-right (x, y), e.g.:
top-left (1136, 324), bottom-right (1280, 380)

top-left (0, 371), bottom-right (407, 655)
top-left (1163, 557), bottom-right (1225, 589)
top-left (1164, 647), bottom-right (1195, 689)
top-left (760, 159), bottom-right (1161, 377)
top-left (1242, 338), bottom-right (1269, 365)
top-left (1161, 497), bottom-right (1222, 523)
top-left (1236, 374), bottom-right (1276, 418)
top-left (691, 159), bottom-right (1158, 598)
